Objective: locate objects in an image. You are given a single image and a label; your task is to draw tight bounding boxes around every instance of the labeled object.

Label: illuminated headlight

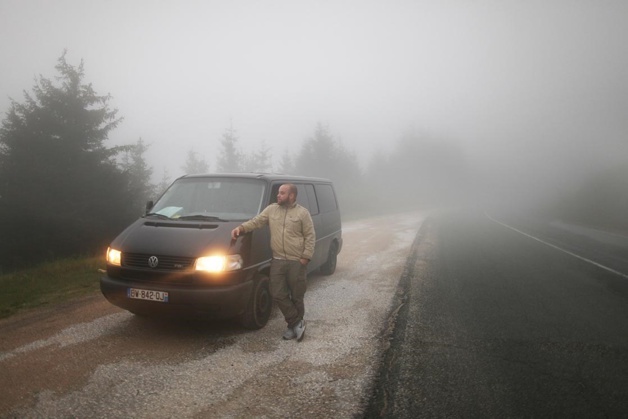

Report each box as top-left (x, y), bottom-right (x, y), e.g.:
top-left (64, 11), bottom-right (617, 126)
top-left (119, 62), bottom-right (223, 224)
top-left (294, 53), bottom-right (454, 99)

top-left (195, 254), bottom-right (243, 273)
top-left (106, 247), bottom-right (122, 266)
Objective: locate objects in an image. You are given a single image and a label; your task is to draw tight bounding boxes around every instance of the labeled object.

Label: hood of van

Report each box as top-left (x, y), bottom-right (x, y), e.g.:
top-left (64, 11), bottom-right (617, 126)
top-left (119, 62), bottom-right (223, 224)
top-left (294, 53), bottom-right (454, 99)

top-left (110, 219), bottom-right (241, 257)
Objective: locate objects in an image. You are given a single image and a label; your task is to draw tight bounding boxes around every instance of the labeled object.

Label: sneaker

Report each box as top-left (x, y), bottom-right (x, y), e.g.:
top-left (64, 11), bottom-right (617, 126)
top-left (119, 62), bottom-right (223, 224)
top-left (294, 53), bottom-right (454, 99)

top-left (294, 319), bottom-right (306, 342)
top-left (282, 327), bottom-right (296, 340)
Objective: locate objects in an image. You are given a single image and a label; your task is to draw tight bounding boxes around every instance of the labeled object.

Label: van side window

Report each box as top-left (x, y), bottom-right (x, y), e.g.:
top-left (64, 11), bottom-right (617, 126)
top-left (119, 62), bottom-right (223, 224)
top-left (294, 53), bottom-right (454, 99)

top-left (269, 184), bottom-right (279, 204)
top-left (295, 184), bottom-right (311, 212)
top-left (305, 184), bottom-right (319, 215)
top-left (315, 184), bottom-right (337, 213)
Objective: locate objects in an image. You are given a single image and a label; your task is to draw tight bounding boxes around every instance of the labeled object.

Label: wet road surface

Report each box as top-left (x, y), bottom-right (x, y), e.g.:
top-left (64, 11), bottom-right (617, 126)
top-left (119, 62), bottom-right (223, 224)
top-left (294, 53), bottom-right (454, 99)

top-left (367, 211), bottom-right (628, 418)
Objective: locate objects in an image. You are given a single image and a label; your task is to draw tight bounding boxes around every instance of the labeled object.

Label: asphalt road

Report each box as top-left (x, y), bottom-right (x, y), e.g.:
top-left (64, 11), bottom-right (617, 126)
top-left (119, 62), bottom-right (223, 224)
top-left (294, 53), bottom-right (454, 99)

top-left (366, 211), bottom-right (628, 418)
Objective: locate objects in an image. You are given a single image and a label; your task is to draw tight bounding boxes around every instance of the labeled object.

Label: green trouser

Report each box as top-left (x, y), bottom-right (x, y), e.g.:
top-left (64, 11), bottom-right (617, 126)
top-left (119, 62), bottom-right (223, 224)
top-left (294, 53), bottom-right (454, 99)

top-left (269, 259), bottom-right (307, 328)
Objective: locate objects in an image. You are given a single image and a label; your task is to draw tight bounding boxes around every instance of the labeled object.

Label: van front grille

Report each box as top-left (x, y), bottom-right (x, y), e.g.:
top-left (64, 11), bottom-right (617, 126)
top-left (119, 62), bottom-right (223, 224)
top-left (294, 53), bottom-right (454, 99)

top-left (122, 253), bottom-right (196, 271)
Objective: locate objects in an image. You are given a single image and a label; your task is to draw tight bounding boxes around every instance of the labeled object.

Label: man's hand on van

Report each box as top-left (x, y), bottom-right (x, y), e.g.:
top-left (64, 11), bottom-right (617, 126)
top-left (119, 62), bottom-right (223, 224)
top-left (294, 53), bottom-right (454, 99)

top-left (231, 226), bottom-right (243, 240)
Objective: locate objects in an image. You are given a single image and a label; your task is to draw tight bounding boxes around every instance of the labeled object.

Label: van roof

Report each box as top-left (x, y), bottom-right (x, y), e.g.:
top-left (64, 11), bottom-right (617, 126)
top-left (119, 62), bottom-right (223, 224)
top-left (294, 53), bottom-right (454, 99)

top-left (179, 172), bottom-right (333, 183)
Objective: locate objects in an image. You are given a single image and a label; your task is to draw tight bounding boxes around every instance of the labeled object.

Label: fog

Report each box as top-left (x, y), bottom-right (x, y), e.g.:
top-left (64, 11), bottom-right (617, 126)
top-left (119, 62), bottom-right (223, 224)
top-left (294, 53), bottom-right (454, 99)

top-left (1, 0), bottom-right (627, 211)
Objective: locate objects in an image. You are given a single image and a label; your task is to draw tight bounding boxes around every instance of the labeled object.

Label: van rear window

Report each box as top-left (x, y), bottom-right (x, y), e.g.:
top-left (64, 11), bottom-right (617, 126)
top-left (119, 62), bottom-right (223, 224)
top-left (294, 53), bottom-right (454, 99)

top-left (315, 184), bottom-right (338, 213)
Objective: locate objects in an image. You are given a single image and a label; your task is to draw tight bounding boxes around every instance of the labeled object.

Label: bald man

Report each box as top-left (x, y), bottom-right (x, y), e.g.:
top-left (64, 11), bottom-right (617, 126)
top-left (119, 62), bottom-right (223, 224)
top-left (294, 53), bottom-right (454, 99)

top-left (232, 183), bottom-right (315, 341)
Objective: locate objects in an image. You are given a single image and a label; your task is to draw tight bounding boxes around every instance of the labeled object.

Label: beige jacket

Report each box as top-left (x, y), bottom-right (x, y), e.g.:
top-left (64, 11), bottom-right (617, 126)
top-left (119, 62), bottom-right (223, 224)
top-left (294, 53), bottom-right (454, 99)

top-left (240, 203), bottom-right (315, 261)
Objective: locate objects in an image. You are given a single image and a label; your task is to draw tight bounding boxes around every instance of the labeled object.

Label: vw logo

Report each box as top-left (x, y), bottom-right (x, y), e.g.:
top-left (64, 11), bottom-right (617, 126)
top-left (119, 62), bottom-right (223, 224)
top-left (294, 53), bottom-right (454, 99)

top-left (148, 256), bottom-right (159, 268)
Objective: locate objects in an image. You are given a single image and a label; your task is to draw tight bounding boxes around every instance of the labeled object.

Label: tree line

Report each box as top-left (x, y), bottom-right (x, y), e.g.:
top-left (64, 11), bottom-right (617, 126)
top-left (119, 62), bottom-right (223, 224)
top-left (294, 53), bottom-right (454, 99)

top-left (0, 54), bottom-right (470, 271)
top-left (0, 53), bottom-right (497, 272)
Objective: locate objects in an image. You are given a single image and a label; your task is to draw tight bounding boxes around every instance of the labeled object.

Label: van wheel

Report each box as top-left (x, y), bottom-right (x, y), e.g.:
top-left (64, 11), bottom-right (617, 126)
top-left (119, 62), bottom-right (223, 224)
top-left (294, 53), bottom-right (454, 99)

top-left (320, 242), bottom-right (338, 275)
top-left (240, 275), bottom-right (272, 330)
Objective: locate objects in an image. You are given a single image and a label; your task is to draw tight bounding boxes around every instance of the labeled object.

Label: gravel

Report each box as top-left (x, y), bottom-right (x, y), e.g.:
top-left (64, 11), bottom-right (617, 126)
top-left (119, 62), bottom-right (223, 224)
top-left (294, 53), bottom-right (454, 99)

top-left (1, 212), bottom-right (425, 418)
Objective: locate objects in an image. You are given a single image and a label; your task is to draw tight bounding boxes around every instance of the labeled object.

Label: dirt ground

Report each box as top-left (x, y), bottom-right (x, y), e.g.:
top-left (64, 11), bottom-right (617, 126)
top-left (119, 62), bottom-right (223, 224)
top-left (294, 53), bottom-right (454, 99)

top-left (0, 212), bottom-right (425, 418)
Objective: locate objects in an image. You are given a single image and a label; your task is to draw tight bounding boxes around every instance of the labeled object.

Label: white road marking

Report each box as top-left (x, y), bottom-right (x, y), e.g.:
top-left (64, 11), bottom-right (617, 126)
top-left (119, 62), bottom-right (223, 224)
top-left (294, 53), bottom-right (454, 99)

top-left (486, 212), bottom-right (628, 280)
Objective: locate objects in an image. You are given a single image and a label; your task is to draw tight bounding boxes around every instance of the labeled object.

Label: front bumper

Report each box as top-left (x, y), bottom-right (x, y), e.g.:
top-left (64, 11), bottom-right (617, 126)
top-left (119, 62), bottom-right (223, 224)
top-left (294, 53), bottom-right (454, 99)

top-left (100, 275), bottom-right (253, 319)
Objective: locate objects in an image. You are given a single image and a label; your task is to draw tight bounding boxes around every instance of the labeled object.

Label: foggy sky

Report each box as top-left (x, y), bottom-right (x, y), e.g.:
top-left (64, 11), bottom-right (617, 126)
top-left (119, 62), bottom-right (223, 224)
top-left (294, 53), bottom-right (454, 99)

top-left (1, 0), bottom-right (627, 185)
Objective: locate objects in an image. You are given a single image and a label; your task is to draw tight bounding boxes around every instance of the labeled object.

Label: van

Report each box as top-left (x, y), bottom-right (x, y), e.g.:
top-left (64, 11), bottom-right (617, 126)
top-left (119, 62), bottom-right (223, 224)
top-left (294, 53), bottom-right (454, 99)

top-left (100, 173), bottom-right (343, 329)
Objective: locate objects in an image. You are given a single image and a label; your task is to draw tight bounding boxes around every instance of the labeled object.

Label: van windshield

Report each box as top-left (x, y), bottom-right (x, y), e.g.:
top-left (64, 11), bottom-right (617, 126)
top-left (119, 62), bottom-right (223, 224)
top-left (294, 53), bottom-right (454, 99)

top-left (149, 178), bottom-right (266, 221)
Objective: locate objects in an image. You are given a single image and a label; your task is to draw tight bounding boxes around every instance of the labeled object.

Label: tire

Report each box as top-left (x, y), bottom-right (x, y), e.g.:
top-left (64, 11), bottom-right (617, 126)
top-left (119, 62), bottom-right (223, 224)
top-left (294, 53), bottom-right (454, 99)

top-left (320, 241), bottom-right (338, 275)
top-left (240, 275), bottom-right (272, 330)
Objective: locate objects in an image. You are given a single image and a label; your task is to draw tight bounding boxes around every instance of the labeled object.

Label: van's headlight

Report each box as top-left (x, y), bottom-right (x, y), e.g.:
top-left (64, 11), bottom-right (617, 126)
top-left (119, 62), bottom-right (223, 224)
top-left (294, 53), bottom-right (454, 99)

top-left (195, 254), bottom-right (243, 273)
top-left (106, 247), bottom-right (122, 266)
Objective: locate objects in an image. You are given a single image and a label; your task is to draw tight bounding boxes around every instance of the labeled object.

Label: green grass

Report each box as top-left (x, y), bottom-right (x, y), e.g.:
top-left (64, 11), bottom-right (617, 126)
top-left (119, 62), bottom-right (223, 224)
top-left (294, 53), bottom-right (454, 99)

top-left (0, 256), bottom-right (105, 319)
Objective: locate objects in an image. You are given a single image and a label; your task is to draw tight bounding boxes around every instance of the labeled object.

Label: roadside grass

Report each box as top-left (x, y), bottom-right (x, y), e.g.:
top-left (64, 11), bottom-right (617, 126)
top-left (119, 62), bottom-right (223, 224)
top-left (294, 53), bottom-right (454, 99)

top-left (0, 256), bottom-right (105, 319)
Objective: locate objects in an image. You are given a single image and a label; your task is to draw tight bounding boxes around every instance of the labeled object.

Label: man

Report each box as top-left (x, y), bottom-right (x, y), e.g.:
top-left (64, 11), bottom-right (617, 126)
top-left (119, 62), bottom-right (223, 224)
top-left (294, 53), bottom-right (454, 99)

top-left (231, 183), bottom-right (315, 341)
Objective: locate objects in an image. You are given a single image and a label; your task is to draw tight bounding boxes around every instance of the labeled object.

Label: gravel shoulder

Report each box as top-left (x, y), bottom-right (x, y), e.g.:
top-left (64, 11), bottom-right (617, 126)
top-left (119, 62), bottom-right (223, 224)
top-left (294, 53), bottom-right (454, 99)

top-left (0, 212), bottom-right (425, 418)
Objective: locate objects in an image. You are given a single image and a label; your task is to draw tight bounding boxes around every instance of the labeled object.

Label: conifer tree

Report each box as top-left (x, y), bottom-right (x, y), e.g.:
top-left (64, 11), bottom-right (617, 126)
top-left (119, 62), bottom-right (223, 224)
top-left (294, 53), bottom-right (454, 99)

top-left (244, 140), bottom-right (272, 172)
top-left (216, 125), bottom-right (242, 172)
top-left (0, 52), bottom-right (134, 269)
top-left (182, 149), bottom-right (209, 174)
top-left (120, 138), bottom-right (155, 214)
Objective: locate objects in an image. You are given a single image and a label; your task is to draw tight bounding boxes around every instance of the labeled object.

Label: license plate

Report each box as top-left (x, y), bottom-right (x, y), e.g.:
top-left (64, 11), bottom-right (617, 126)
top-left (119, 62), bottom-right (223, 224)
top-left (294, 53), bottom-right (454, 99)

top-left (128, 288), bottom-right (169, 303)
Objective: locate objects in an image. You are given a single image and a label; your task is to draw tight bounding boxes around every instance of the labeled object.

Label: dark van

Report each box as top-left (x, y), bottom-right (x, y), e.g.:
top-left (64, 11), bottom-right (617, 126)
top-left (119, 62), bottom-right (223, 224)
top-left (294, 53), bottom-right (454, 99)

top-left (100, 173), bottom-right (342, 329)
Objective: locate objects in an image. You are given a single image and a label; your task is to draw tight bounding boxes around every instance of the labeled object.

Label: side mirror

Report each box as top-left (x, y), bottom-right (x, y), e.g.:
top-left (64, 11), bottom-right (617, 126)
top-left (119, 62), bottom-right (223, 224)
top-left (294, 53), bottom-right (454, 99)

top-left (145, 200), bottom-right (154, 215)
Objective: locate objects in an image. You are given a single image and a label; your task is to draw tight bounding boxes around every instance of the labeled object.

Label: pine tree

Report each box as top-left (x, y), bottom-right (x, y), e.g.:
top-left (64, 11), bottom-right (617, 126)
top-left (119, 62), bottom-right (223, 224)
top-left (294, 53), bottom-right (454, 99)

top-left (216, 126), bottom-right (242, 172)
top-left (181, 149), bottom-right (209, 174)
top-left (120, 138), bottom-right (155, 214)
top-left (294, 123), bottom-right (363, 212)
top-left (243, 140), bottom-right (272, 172)
top-left (0, 52), bottom-right (134, 269)
top-left (155, 167), bottom-right (172, 197)
top-left (278, 149), bottom-right (295, 174)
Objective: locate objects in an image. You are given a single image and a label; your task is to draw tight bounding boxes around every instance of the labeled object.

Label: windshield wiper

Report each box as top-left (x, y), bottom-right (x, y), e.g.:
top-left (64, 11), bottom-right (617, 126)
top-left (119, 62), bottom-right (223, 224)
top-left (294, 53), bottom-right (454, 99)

top-left (145, 212), bottom-right (171, 219)
top-left (178, 214), bottom-right (228, 222)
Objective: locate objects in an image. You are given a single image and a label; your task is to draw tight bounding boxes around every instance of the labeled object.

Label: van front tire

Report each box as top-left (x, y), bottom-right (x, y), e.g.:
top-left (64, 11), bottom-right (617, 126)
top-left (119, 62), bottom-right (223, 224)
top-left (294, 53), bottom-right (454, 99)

top-left (240, 275), bottom-right (272, 330)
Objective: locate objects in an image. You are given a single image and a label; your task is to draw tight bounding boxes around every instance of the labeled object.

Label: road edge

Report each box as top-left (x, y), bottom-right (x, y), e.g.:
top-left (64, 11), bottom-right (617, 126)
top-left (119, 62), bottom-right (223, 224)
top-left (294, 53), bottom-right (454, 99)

top-left (362, 215), bottom-right (434, 418)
